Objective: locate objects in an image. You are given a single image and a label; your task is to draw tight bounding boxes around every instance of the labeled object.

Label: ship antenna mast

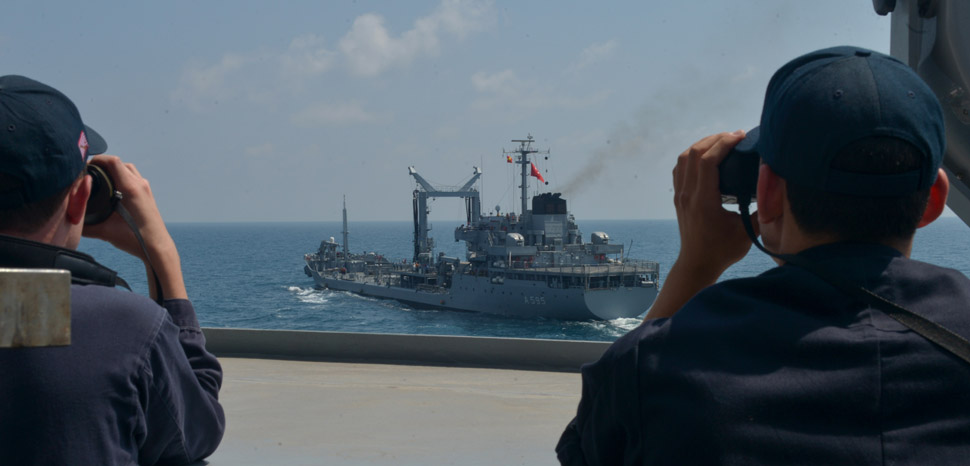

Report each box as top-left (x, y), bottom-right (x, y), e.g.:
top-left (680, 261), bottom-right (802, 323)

top-left (342, 195), bottom-right (349, 258)
top-left (504, 134), bottom-right (549, 216)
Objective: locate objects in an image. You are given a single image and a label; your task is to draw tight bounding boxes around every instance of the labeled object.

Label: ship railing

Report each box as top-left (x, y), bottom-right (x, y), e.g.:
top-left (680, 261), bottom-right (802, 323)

top-left (497, 260), bottom-right (660, 291)
top-left (505, 260), bottom-right (659, 274)
top-left (617, 259), bottom-right (661, 274)
top-left (367, 262), bottom-right (423, 274)
top-left (357, 261), bottom-right (447, 278)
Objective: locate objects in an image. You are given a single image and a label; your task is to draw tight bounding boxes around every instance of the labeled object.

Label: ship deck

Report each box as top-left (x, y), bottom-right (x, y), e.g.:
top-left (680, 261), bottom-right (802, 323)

top-left (524, 264), bottom-right (655, 274)
top-left (199, 328), bottom-right (609, 466)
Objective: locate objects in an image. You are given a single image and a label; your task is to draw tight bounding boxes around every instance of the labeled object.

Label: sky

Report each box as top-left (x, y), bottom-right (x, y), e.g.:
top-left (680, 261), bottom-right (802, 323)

top-left (0, 1), bottom-right (895, 223)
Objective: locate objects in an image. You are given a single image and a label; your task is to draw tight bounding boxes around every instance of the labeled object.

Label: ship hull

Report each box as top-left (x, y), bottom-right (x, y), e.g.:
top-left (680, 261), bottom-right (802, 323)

top-left (309, 269), bottom-right (656, 321)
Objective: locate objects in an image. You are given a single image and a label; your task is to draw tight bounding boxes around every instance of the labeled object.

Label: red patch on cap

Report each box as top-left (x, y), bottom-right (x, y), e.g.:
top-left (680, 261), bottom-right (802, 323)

top-left (78, 131), bottom-right (89, 159)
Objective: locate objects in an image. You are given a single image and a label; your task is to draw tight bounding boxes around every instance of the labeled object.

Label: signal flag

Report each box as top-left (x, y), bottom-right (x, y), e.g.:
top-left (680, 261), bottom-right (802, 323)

top-left (530, 163), bottom-right (545, 183)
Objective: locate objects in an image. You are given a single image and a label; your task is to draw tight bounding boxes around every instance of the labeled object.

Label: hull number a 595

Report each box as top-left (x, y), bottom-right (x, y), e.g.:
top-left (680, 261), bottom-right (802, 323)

top-left (524, 296), bottom-right (546, 305)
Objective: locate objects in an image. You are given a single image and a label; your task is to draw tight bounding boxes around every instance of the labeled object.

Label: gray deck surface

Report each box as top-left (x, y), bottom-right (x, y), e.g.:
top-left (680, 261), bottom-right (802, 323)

top-left (207, 357), bottom-right (581, 465)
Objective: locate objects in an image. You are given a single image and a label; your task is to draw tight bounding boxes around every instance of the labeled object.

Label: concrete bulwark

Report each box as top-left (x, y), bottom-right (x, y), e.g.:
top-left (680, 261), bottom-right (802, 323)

top-left (204, 327), bottom-right (611, 373)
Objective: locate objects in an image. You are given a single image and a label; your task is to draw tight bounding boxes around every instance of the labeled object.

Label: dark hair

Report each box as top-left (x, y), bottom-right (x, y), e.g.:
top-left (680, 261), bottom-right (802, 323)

top-left (0, 172), bottom-right (82, 234)
top-left (786, 136), bottom-right (932, 243)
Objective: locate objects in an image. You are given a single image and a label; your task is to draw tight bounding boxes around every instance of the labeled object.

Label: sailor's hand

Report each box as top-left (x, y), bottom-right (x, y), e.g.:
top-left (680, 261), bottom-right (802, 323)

top-left (645, 131), bottom-right (756, 320)
top-left (82, 155), bottom-right (188, 300)
top-left (82, 155), bottom-right (170, 258)
top-left (672, 131), bottom-right (756, 274)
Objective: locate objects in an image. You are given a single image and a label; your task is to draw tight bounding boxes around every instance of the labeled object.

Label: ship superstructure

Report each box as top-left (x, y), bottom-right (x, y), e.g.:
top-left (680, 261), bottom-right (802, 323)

top-left (304, 136), bottom-right (660, 320)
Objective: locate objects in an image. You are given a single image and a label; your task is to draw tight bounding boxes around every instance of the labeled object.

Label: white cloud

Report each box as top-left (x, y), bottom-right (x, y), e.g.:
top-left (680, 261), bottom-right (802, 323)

top-left (340, 0), bottom-right (493, 77)
top-left (282, 34), bottom-right (336, 77)
top-left (471, 69), bottom-right (519, 94)
top-left (172, 41), bottom-right (331, 109)
top-left (476, 90), bottom-right (611, 112)
top-left (290, 101), bottom-right (384, 126)
top-left (570, 39), bottom-right (618, 71)
top-left (432, 0), bottom-right (492, 37)
top-left (173, 0), bottom-right (494, 109)
top-left (172, 53), bottom-right (256, 108)
top-left (338, 14), bottom-right (403, 77)
top-left (469, 40), bottom-right (618, 114)
top-left (470, 69), bottom-right (610, 112)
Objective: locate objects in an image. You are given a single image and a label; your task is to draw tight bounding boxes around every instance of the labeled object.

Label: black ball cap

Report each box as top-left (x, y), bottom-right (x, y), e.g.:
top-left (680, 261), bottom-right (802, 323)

top-left (0, 75), bottom-right (107, 209)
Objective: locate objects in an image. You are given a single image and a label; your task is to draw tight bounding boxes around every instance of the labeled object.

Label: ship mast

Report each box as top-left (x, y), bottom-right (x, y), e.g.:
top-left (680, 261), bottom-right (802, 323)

top-left (342, 195), bottom-right (349, 258)
top-left (504, 135), bottom-right (549, 215)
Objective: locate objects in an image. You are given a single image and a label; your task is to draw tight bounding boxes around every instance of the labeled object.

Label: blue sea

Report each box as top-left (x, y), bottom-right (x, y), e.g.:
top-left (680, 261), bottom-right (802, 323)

top-left (78, 217), bottom-right (970, 342)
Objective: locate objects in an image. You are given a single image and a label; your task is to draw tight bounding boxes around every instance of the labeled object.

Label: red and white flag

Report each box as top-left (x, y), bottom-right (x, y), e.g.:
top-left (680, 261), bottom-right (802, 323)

top-left (530, 163), bottom-right (545, 183)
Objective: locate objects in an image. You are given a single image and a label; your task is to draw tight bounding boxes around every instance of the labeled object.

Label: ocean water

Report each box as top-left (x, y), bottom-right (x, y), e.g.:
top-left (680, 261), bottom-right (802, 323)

top-left (77, 217), bottom-right (970, 342)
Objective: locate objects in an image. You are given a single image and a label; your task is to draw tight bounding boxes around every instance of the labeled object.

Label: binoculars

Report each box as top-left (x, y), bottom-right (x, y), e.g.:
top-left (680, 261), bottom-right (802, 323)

top-left (84, 164), bottom-right (119, 225)
top-left (718, 143), bottom-right (759, 204)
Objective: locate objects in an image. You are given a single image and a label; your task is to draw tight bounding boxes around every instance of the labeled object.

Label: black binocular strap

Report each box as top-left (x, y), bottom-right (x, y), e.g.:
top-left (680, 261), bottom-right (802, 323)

top-left (113, 195), bottom-right (164, 304)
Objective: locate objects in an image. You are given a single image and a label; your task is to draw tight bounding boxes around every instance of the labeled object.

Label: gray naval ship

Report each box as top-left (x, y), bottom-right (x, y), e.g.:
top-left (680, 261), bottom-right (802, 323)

top-left (304, 135), bottom-right (660, 320)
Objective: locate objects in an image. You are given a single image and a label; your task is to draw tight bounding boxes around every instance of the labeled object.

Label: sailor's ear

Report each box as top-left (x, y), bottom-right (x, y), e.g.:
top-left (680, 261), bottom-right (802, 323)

top-left (756, 163), bottom-right (785, 224)
top-left (917, 168), bottom-right (949, 228)
top-left (65, 173), bottom-right (91, 226)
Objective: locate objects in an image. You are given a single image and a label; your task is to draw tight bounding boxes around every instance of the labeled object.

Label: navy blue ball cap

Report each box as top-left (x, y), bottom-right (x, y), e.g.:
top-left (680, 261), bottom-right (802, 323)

top-left (742, 46), bottom-right (945, 196)
top-left (0, 75), bottom-right (107, 209)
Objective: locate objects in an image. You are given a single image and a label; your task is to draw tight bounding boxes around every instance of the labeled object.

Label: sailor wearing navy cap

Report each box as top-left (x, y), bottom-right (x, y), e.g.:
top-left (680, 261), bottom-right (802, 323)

top-left (0, 75), bottom-right (225, 465)
top-left (558, 47), bottom-right (970, 465)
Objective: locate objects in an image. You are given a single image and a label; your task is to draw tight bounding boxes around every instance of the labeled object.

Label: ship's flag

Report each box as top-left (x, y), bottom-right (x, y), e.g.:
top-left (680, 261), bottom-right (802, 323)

top-left (530, 162), bottom-right (545, 183)
top-left (506, 155), bottom-right (513, 164)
